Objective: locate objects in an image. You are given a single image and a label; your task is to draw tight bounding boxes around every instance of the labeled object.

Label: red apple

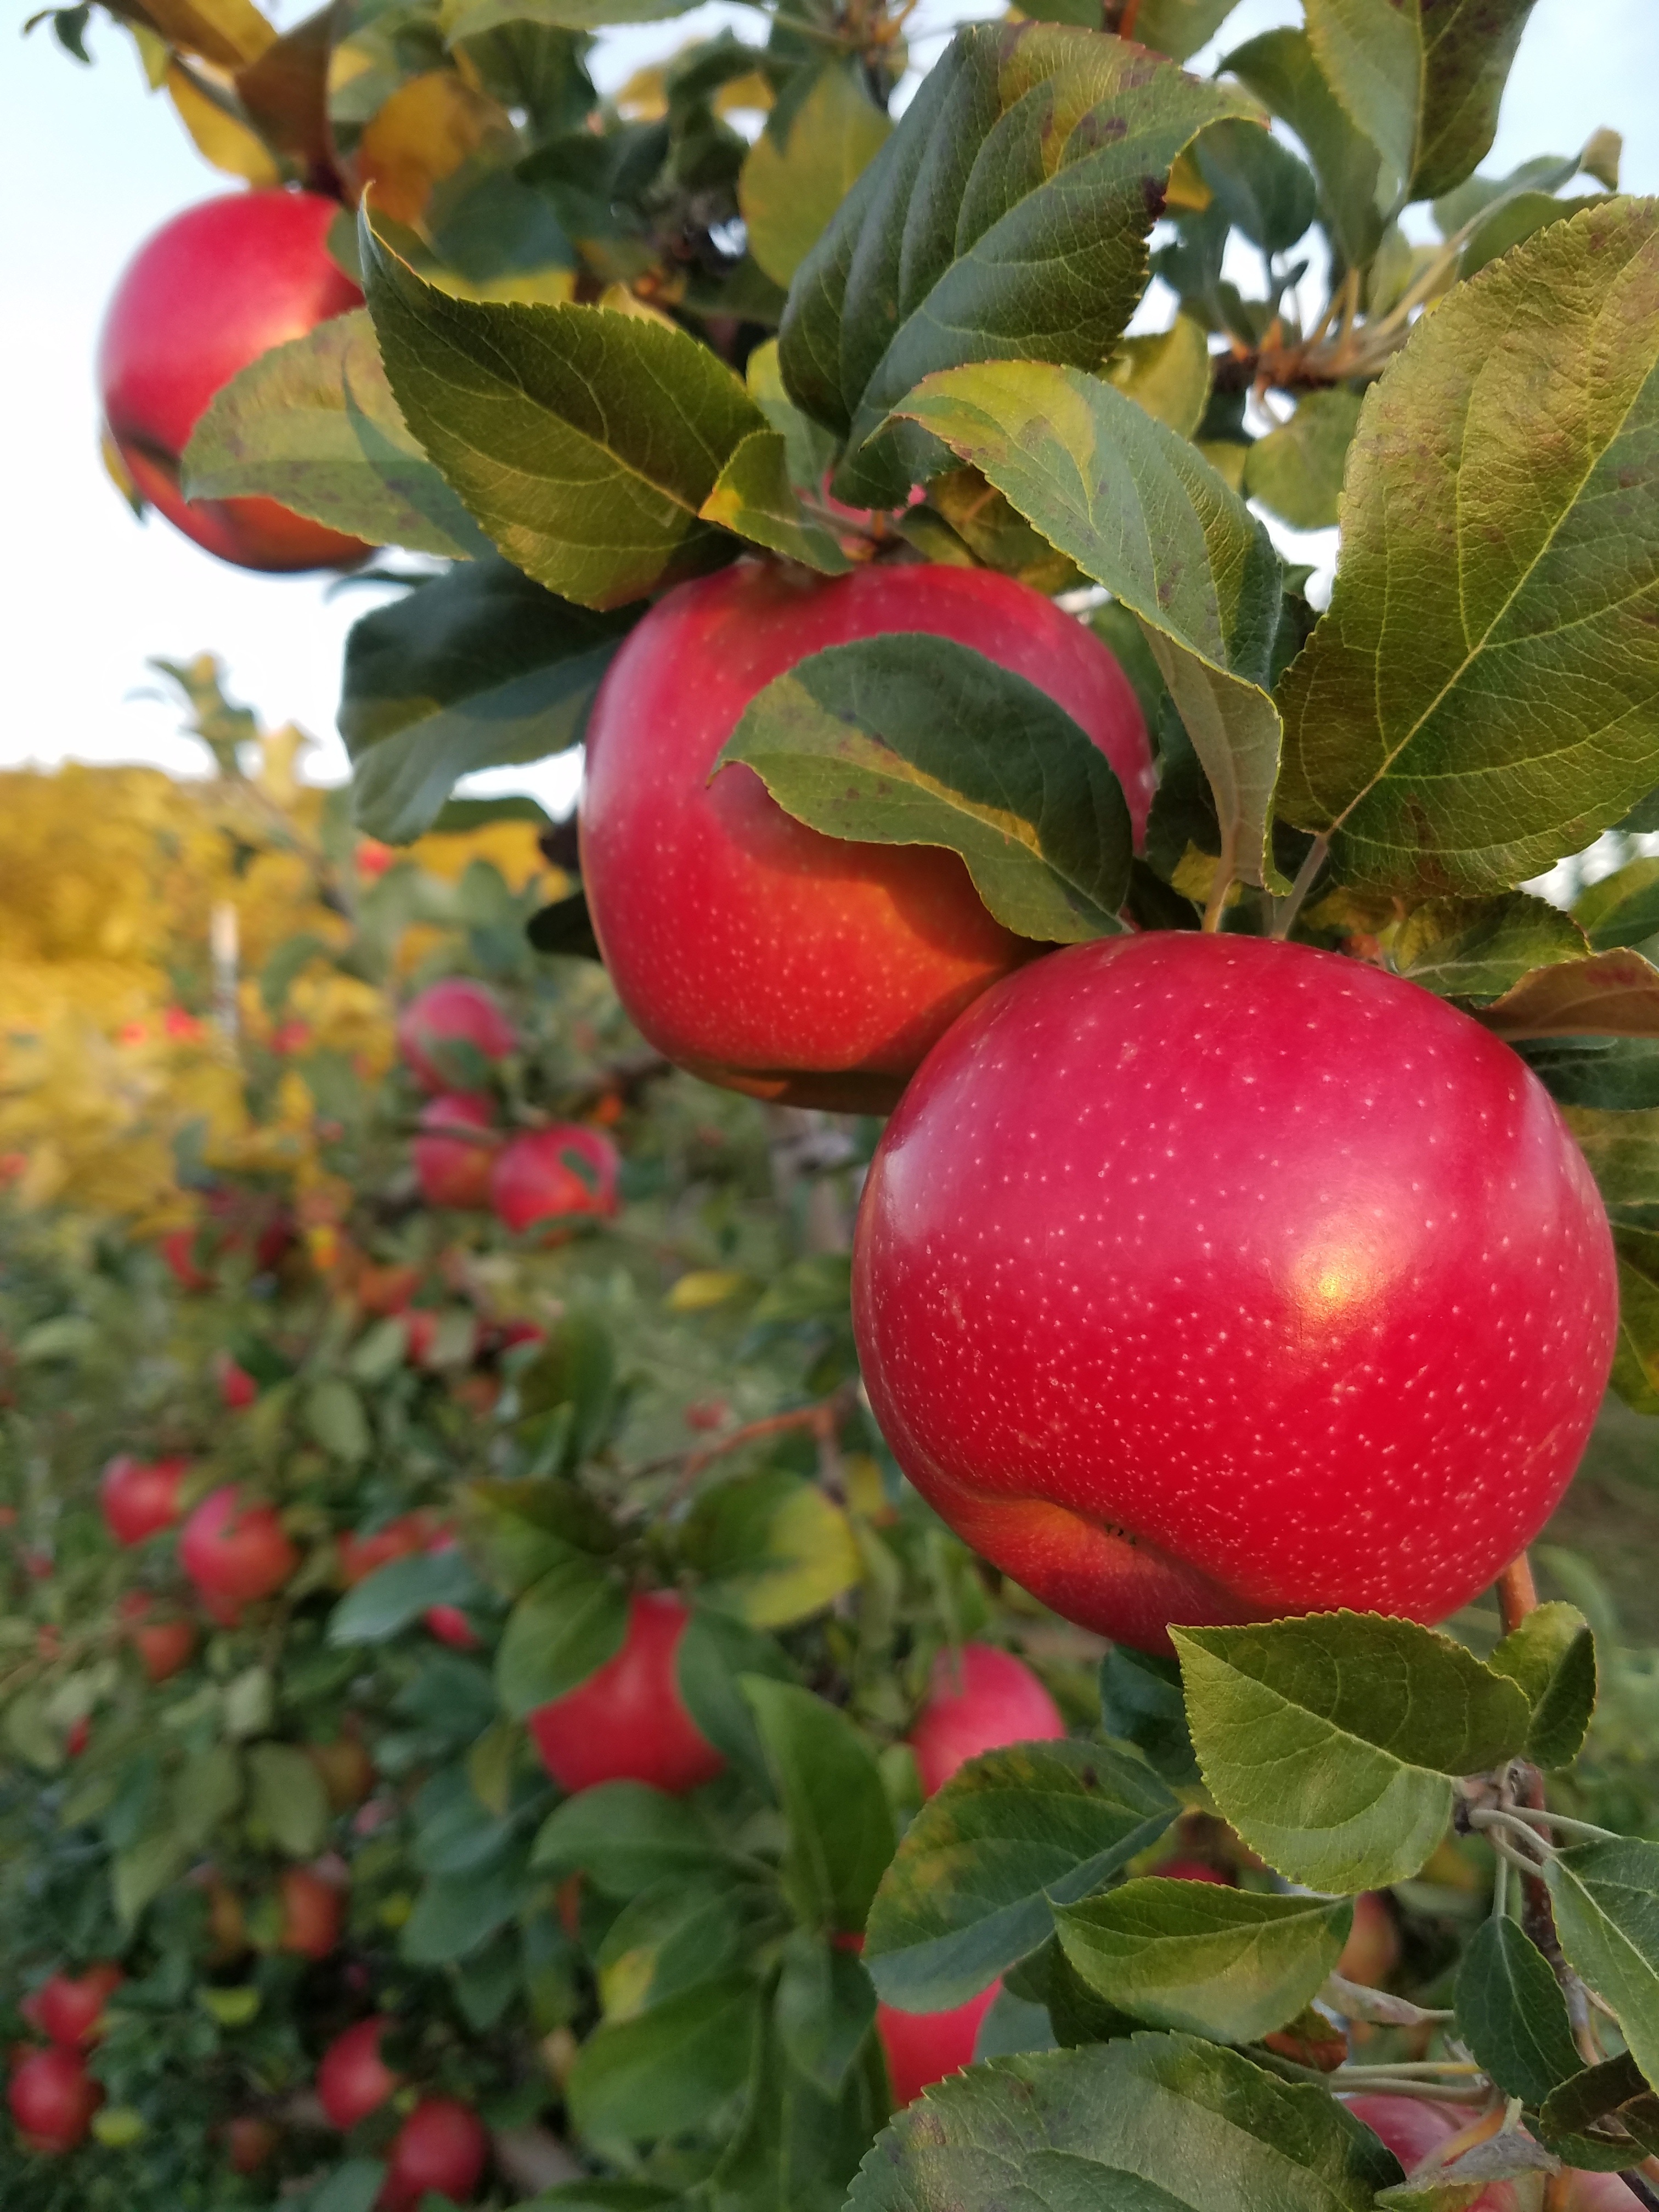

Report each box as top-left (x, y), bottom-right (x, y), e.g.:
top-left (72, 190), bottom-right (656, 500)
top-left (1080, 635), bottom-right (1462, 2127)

top-left (318, 2016), bottom-right (403, 2129)
top-left (852, 934), bottom-right (1617, 1652)
top-left (179, 1487), bottom-right (298, 1612)
top-left (226, 2114), bottom-right (280, 2174)
top-left (97, 190), bottom-right (368, 572)
top-left (36, 1966), bottom-right (122, 2049)
top-left (397, 980), bottom-right (517, 1093)
top-left (218, 1356), bottom-right (259, 1410)
top-left (1336, 1892), bottom-right (1401, 1988)
top-left (528, 1592), bottom-right (723, 1795)
top-left (100, 1453), bottom-right (188, 1546)
top-left (909, 1643), bottom-right (1065, 1796)
top-left (424, 1534), bottom-right (479, 1650)
top-left (413, 1094), bottom-right (496, 1209)
top-left (338, 1512), bottom-right (432, 1588)
top-left (356, 1261), bottom-right (422, 1316)
top-left (1339, 2097), bottom-right (1643, 2209)
top-left (490, 1126), bottom-right (620, 1241)
top-left (379, 2097), bottom-right (488, 2210)
top-left (579, 560), bottom-right (1154, 1113)
top-left (876, 1983), bottom-right (1000, 2109)
top-left (161, 1226), bottom-right (213, 1292)
top-left (1155, 1858), bottom-right (1234, 1885)
top-left (277, 1867), bottom-right (344, 1960)
top-left (134, 1617), bottom-right (196, 1681)
top-left (8, 2045), bottom-right (103, 2152)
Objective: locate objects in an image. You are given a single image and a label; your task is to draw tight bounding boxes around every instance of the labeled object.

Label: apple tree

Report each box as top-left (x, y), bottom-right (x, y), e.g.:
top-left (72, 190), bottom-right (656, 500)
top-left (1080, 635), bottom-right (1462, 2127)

top-left (17, 0), bottom-right (1659, 2203)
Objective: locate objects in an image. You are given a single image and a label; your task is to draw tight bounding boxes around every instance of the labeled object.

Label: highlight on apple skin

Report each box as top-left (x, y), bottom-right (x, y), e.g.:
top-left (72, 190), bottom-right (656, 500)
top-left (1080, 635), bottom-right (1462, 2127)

top-left (852, 932), bottom-right (1617, 1653)
top-left (580, 558), bottom-right (1153, 1114)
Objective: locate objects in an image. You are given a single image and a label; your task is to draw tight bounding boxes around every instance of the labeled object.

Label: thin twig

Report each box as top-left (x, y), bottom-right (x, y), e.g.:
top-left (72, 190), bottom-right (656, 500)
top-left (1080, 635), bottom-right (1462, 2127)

top-left (642, 1385), bottom-right (858, 1516)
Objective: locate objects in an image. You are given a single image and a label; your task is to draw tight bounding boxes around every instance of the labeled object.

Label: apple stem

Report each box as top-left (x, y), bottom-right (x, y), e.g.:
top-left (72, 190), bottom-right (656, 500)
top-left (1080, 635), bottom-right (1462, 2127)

top-left (1496, 1553), bottom-right (1539, 1634)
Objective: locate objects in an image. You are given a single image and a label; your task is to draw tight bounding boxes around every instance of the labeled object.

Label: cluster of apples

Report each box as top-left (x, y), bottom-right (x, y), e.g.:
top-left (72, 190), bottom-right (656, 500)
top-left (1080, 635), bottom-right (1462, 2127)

top-left (313, 2019), bottom-right (488, 2210)
top-left (398, 979), bottom-right (620, 1240)
top-left (7, 1966), bottom-right (119, 2154)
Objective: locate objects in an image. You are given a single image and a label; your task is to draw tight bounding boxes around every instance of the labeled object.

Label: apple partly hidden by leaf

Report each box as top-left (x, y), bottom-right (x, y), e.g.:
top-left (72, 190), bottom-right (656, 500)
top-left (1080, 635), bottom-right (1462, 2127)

top-left (36, 1966), bottom-right (122, 2050)
top-left (579, 560), bottom-right (1153, 1113)
top-left (379, 2095), bottom-right (488, 2211)
top-left (318, 2017), bottom-right (404, 2130)
top-left (276, 1867), bottom-right (345, 1961)
top-left (8, 2045), bottom-right (104, 2153)
top-left (179, 1487), bottom-right (299, 1618)
top-left (397, 980), bottom-right (517, 1094)
top-left (490, 1126), bottom-right (620, 1242)
top-left (97, 190), bottom-right (368, 573)
top-left (133, 1617), bottom-right (196, 1684)
top-left (908, 1643), bottom-right (1065, 1796)
top-left (528, 1592), bottom-right (724, 1795)
top-left (875, 1983), bottom-right (1000, 2111)
top-left (413, 1093), bottom-right (497, 1210)
top-left (853, 933), bottom-right (1617, 1652)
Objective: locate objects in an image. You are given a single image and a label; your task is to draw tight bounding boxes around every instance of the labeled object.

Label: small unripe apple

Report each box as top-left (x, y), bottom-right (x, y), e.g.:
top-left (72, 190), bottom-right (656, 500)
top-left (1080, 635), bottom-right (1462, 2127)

top-left (1336, 1892), bottom-right (1401, 1988)
top-left (36, 1966), bottom-right (122, 2049)
top-left (909, 1644), bottom-right (1065, 1796)
top-left (318, 2016), bottom-right (403, 2129)
top-left (100, 1454), bottom-right (188, 1546)
top-left (413, 1094), bottom-right (496, 1209)
top-left (179, 1487), bottom-right (298, 1614)
top-left (380, 2096), bottom-right (488, 2210)
top-left (277, 1867), bottom-right (345, 1960)
top-left (490, 1126), bottom-right (620, 1242)
top-left (580, 560), bottom-right (1153, 1112)
top-left (876, 1982), bottom-right (1000, 2109)
top-left (226, 2114), bottom-right (280, 2174)
top-left (97, 190), bottom-right (368, 572)
top-left (8, 2045), bottom-right (103, 2152)
top-left (528, 1592), bottom-right (723, 1795)
top-left (853, 934), bottom-right (1617, 1651)
top-left (397, 981), bottom-right (517, 1094)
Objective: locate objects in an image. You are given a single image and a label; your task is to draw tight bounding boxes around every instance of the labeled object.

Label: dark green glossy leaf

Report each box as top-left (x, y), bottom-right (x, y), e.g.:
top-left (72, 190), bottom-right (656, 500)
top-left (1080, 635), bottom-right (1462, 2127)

top-left (843, 2033), bottom-right (1401, 2211)
top-left (674, 1605), bottom-right (796, 1783)
top-left (494, 1557), bottom-right (628, 1718)
top-left (182, 308), bottom-right (488, 558)
top-left (743, 1677), bottom-right (895, 1936)
top-left (1392, 893), bottom-right (1588, 1000)
top-left (527, 886), bottom-right (601, 961)
top-left (1056, 1880), bottom-right (1350, 2042)
top-left (341, 560), bottom-right (633, 844)
top-left (1577, 859), bottom-right (1659, 952)
top-left (1172, 1613), bottom-right (1531, 1891)
top-left (775, 1929), bottom-right (878, 2097)
top-left (328, 1546), bottom-right (479, 1644)
top-left (901, 359), bottom-right (1284, 896)
top-left (1099, 1644), bottom-right (1198, 1785)
top-left (1277, 201), bottom-right (1659, 896)
top-left (459, 1475), bottom-right (617, 1597)
top-left (705, 2000), bottom-right (887, 2212)
top-left (863, 1741), bottom-right (1176, 2013)
top-left (363, 215), bottom-right (762, 609)
top-left (400, 1837), bottom-right (532, 1962)
top-left (718, 634), bottom-right (1132, 943)
top-left (1548, 1838), bottom-right (1659, 2087)
top-left (596, 1880), bottom-right (748, 2022)
top-left (1223, 27), bottom-right (1385, 269)
top-left (1564, 1108), bottom-right (1659, 1230)
top-left (1518, 1036), bottom-right (1659, 1113)
top-left (777, 22), bottom-right (1254, 498)
top-left (1195, 117), bottom-right (1317, 255)
top-left (567, 1971), bottom-right (761, 2143)
top-left (1487, 1601), bottom-right (1598, 1769)
top-left (1539, 2051), bottom-right (1659, 2172)
top-left (1454, 1915), bottom-right (1581, 2106)
top-left (532, 1781), bottom-right (733, 1897)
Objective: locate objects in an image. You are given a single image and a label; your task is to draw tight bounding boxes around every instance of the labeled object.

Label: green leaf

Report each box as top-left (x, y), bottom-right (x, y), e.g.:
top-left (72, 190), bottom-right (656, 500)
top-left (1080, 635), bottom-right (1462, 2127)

top-left (1195, 117), bottom-right (1317, 255)
top-left (247, 1742), bottom-right (331, 1858)
top-left (1463, 188), bottom-right (1604, 280)
top-left (113, 1832), bottom-right (190, 1927)
top-left (448, 0), bottom-right (697, 28)
top-left (777, 22), bottom-right (1255, 497)
top-left (1478, 950), bottom-right (1659, 1040)
top-left (1057, 1881), bottom-right (1351, 2044)
top-left (682, 1471), bottom-right (861, 1631)
top-left (1223, 28), bottom-right (1385, 270)
top-left (527, 886), bottom-right (601, 962)
top-left (1487, 1601), bottom-right (1597, 1769)
top-left (863, 1741), bottom-right (1176, 2013)
top-left (1243, 388), bottom-right (1362, 532)
top-left (362, 216), bottom-right (763, 610)
top-left (180, 308), bottom-right (489, 560)
top-left (329, 1548), bottom-right (478, 1644)
top-left (1564, 1109), bottom-right (1659, 1231)
top-left (1548, 1837), bottom-right (1659, 2087)
top-left (1098, 1645), bottom-right (1198, 1785)
top-left (532, 1781), bottom-right (732, 1897)
top-left (567, 1971), bottom-right (760, 2143)
top-left (746, 336), bottom-right (836, 498)
top-left (495, 1557), bottom-right (628, 1719)
top-left (308, 2163), bottom-right (388, 2212)
top-left (902, 359), bottom-right (1284, 894)
top-left (775, 1928), bottom-right (878, 2097)
top-left (401, 1840), bottom-right (532, 1963)
top-left (1454, 1915), bottom-right (1582, 2106)
top-left (460, 1476), bottom-right (617, 1595)
top-left (1391, 893), bottom-right (1588, 1000)
top-left (740, 65), bottom-right (891, 291)
top-left (703, 1997), bottom-right (885, 2212)
top-left (843, 2033), bottom-right (1401, 2211)
top-left (718, 633), bottom-right (1132, 941)
top-left (675, 1605), bottom-right (796, 1781)
top-left (742, 1677), bottom-right (895, 1936)
top-left (698, 431), bottom-right (852, 576)
top-left (1539, 2051), bottom-right (1659, 2171)
top-left (1518, 1036), bottom-right (1659, 1114)
top-left (172, 1744), bottom-right (243, 1848)
top-left (1172, 1613), bottom-right (1531, 1892)
top-left (1577, 858), bottom-right (1659, 952)
top-left (1277, 201), bottom-right (1659, 896)
top-left (1304, 0), bottom-right (1539, 203)
top-left (342, 560), bottom-right (633, 844)
top-left (515, 1311), bottom-right (618, 1474)
top-left (1611, 1229), bottom-right (1659, 1413)
top-left (1105, 314), bottom-right (1213, 439)
top-left (304, 1375), bottom-right (371, 1462)
top-left (596, 1880), bottom-right (748, 2022)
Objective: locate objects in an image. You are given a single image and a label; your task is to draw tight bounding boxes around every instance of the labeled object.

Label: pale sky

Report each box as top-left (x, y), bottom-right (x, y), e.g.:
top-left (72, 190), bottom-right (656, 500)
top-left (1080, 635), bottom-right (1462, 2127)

top-left (3, 0), bottom-right (1655, 806)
